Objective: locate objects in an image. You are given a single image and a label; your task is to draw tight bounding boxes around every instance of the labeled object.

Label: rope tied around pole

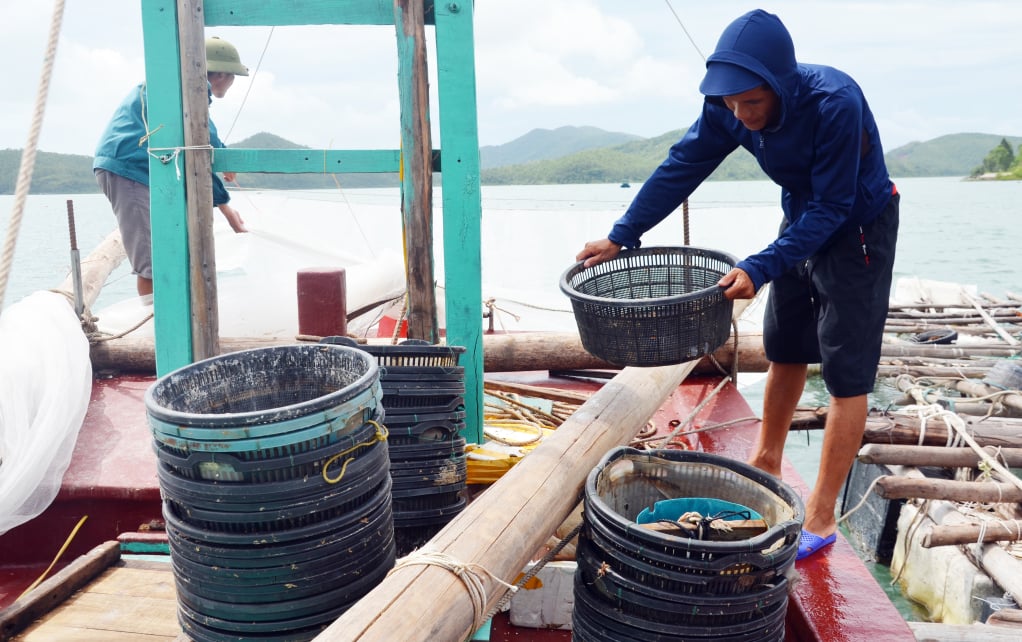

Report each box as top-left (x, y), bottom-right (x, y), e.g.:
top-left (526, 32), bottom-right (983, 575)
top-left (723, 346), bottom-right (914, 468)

top-left (388, 549), bottom-right (519, 639)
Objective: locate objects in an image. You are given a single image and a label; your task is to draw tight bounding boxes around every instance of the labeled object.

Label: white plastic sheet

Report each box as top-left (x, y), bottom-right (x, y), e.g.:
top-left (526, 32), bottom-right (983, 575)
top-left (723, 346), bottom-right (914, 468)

top-left (0, 291), bottom-right (92, 536)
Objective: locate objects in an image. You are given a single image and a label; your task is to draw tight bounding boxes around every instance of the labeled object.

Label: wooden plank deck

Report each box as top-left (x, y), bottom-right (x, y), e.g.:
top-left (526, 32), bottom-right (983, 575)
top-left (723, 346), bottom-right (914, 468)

top-left (14, 557), bottom-right (179, 641)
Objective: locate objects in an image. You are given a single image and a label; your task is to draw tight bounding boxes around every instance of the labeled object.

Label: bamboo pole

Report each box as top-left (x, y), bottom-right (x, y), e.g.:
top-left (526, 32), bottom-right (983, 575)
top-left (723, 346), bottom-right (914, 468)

top-left (314, 362), bottom-right (700, 641)
top-left (960, 289), bottom-right (1020, 346)
top-left (875, 476), bottom-right (1022, 502)
top-left (916, 500), bottom-right (1022, 611)
top-left (881, 344), bottom-right (1020, 358)
top-left (857, 443), bottom-right (1022, 468)
top-left (863, 415), bottom-right (1022, 447)
top-left (923, 520), bottom-right (1022, 547)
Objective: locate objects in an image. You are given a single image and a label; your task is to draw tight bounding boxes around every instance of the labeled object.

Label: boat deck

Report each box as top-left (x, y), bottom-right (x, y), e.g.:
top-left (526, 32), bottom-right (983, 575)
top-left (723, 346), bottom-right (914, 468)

top-left (1, 373), bottom-right (915, 640)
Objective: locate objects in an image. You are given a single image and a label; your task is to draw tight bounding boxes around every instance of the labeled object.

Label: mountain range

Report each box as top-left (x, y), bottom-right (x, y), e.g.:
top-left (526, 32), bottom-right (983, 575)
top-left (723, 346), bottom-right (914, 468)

top-left (2, 127), bottom-right (1020, 194)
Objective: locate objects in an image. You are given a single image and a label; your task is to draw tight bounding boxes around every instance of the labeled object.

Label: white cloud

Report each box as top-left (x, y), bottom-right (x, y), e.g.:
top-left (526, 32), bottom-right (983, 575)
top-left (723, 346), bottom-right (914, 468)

top-left (4, 0), bottom-right (1022, 155)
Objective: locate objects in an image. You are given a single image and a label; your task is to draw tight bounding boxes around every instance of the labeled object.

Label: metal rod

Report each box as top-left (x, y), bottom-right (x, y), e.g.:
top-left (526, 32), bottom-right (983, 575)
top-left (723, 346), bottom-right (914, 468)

top-left (66, 199), bottom-right (84, 317)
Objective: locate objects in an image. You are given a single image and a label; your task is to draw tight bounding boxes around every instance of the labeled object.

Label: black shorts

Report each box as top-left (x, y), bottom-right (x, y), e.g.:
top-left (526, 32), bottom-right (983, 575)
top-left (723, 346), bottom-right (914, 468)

top-left (762, 192), bottom-right (900, 397)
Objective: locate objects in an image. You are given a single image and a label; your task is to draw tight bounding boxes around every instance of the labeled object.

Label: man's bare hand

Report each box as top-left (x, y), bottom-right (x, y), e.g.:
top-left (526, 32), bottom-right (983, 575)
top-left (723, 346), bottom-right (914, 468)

top-left (718, 267), bottom-right (756, 299)
top-left (576, 239), bottom-right (622, 268)
top-left (218, 204), bottom-right (247, 233)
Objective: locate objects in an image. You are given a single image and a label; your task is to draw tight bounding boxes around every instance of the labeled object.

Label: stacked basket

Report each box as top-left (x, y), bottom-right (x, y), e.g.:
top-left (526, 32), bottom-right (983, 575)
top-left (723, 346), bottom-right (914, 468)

top-left (145, 345), bottom-right (394, 642)
top-left (573, 448), bottom-right (804, 642)
top-left (323, 338), bottom-right (468, 556)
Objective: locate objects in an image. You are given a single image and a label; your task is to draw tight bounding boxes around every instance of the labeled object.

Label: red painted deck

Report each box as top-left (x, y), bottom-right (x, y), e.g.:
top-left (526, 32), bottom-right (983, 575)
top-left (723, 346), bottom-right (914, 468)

top-left (0, 376), bottom-right (161, 607)
top-left (0, 372), bottom-right (914, 641)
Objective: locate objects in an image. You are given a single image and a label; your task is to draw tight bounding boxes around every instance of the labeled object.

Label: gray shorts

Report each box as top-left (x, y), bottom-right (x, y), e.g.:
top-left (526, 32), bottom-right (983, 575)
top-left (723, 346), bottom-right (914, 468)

top-left (95, 169), bottom-right (152, 279)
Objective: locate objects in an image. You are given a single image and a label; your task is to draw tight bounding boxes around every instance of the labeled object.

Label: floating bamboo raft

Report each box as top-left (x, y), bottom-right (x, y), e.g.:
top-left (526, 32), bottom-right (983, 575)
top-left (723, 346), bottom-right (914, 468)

top-left (813, 287), bottom-right (1022, 636)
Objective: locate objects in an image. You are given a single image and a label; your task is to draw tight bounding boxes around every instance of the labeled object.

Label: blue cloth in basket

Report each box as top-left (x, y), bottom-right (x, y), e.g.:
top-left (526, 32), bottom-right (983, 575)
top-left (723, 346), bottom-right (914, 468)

top-left (636, 498), bottom-right (762, 524)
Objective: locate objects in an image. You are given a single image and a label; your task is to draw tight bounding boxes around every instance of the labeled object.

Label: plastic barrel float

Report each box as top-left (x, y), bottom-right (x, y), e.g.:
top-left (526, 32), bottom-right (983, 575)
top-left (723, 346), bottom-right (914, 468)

top-left (145, 344), bottom-right (392, 642)
top-left (573, 447), bottom-right (804, 642)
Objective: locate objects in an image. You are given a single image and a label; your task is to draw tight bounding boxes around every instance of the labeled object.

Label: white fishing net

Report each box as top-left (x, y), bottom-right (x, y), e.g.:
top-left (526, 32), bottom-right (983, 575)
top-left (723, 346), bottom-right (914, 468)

top-left (0, 291), bottom-right (91, 536)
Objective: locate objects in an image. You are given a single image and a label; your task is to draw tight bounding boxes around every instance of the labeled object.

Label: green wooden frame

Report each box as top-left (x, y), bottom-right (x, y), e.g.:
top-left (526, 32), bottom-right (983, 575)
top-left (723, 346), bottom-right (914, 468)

top-left (140, 0), bottom-right (484, 443)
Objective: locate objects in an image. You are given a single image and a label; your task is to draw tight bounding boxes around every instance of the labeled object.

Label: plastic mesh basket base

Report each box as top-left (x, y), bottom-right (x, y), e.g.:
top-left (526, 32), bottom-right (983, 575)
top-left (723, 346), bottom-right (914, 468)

top-left (560, 246), bottom-right (736, 367)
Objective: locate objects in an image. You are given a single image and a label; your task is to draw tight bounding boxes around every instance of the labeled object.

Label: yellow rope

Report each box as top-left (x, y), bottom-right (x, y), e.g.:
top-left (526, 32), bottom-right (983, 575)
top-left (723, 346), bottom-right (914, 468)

top-left (322, 420), bottom-right (389, 484)
top-left (18, 514), bottom-right (88, 600)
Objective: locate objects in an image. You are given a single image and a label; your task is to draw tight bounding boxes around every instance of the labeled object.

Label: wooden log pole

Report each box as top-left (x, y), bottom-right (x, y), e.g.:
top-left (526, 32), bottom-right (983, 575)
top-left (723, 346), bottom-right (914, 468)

top-left (908, 622), bottom-right (1022, 641)
top-left (986, 608), bottom-right (1022, 627)
top-left (928, 500), bottom-right (1022, 613)
top-left (394, 0), bottom-right (438, 343)
top-left (89, 331), bottom-right (770, 377)
top-left (881, 344), bottom-right (1021, 359)
top-left (922, 520), bottom-right (1022, 548)
top-left (874, 475), bottom-right (1022, 502)
top-left (857, 443), bottom-right (1022, 468)
top-left (863, 414), bottom-right (1022, 447)
top-left (177, 0), bottom-right (220, 360)
top-left (313, 362), bottom-right (700, 641)
top-left (953, 379), bottom-right (1022, 416)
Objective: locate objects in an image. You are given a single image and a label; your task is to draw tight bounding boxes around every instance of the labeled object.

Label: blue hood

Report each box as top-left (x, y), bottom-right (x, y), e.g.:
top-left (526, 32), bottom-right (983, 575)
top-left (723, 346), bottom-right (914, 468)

top-left (702, 9), bottom-right (798, 130)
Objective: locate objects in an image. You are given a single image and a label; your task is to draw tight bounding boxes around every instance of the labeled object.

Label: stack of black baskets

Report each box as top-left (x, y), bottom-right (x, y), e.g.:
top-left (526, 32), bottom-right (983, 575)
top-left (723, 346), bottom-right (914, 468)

top-left (573, 447), bottom-right (805, 642)
top-left (145, 345), bottom-right (395, 642)
top-left (323, 337), bottom-right (468, 556)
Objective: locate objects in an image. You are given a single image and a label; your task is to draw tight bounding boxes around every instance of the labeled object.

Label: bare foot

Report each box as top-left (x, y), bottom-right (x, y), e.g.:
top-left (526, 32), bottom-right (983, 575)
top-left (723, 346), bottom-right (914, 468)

top-left (746, 456), bottom-right (782, 478)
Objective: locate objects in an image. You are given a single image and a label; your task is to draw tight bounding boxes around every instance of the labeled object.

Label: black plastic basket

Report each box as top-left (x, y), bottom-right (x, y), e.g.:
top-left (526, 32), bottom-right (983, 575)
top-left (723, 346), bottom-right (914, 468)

top-left (560, 246), bottom-right (736, 367)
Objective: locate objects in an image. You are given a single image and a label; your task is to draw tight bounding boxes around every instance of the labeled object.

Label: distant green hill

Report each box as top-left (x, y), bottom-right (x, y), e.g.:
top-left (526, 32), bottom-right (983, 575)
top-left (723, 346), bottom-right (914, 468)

top-left (480, 125), bottom-right (641, 169)
top-left (0, 149), bottom-right (98, 194)
top-left (884, 133), bottom-right (1022, 177)
top-left (4, 129), bottom-right (1021, 194)
top-left (480, 131), bottom-right (1022, 185)
top-left (480, 130), bottom-right (767, 185)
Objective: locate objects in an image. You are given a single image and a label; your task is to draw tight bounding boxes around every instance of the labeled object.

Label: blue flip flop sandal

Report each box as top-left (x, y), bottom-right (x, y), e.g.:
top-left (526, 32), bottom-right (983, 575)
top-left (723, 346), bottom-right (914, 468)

top-left (797, 530), bottom-right (836, 560)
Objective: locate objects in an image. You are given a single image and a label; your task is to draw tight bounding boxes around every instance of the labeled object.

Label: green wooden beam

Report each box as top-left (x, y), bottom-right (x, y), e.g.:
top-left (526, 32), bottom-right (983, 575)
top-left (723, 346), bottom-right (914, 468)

top-left (211, 148), bottom-right (440, 174)
top-left (204, 0), bottom-right (435, 26)
top-left (435, 1), bottom-right (484, 444)
top-left (141, 0), bottom-right (194, 374)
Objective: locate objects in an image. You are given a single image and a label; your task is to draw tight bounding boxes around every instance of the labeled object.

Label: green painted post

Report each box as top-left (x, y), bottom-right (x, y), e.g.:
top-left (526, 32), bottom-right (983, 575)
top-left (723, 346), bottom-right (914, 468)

top-left (435, 1), bottom-right (484, 444)
top-left (140, 0), bottom-right (194, 375)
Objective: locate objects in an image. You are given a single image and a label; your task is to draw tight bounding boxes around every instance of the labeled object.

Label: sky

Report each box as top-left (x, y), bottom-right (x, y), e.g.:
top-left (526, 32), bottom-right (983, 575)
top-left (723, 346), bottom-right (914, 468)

top-left (3, 0), bottom-right (1021, 157)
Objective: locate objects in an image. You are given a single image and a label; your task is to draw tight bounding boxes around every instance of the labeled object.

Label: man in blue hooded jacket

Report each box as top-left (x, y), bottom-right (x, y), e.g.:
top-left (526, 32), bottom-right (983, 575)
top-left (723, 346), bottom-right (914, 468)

top-left (94, 36), bottom-right (249, 296)
top-left (577, 9), bottom-right (899, 560)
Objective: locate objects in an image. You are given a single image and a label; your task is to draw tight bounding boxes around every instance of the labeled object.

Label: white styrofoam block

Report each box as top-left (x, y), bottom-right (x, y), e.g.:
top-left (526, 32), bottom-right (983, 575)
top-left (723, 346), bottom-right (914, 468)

top-left (508, 560), bottom-right (577, 630)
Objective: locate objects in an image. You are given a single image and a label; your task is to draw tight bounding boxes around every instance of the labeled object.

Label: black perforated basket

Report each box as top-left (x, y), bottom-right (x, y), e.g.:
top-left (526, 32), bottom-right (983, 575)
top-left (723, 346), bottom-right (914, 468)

top-left (560, 246), bottom-right (737, 367)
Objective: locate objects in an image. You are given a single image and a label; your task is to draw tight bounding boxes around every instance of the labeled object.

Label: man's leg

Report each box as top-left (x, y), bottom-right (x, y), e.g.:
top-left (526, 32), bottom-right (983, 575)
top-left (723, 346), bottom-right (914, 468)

top-left (802, 393), bottom-right (867, 538)
top-left (748, 362), bottom-right (807, 477)
top-left (137, 276), bottom-right (154, 296)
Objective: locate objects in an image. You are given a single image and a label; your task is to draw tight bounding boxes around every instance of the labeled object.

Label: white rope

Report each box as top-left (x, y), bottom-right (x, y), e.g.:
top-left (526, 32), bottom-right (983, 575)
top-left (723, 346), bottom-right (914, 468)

top-left (906, 403), bottom-right (1022, 495)
top-left (388, 549), bottom-right (518, 638)
top-left (0, 0), bottom-right (66, 309)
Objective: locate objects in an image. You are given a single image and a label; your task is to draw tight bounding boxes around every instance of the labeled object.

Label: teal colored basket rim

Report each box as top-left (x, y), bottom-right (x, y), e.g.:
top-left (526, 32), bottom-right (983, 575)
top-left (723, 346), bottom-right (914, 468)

top-left (151, 407), bottom-right (381, 453)
top-left (559, 246), bottom-right (738, 309)
top-left (145, 344), bottom-right (379, 428)
top-left (148, 380), bottom-right (381, 441)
